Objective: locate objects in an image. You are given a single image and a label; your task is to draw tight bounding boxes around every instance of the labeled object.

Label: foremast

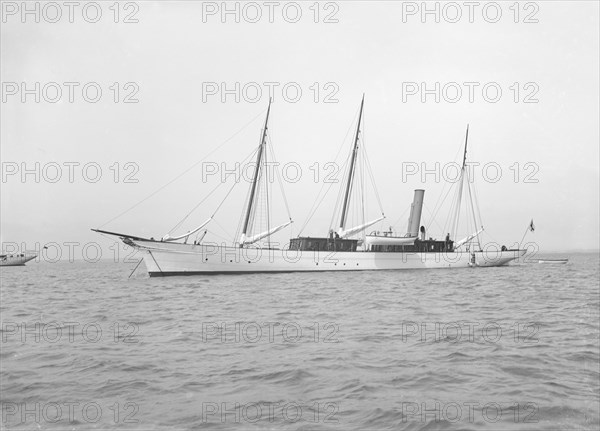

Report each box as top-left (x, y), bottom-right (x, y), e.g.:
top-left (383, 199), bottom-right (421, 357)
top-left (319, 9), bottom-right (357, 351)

top-left (240, 99), bottom-right (271, 246)
top-left (239, 100), bottom-right (293, 247)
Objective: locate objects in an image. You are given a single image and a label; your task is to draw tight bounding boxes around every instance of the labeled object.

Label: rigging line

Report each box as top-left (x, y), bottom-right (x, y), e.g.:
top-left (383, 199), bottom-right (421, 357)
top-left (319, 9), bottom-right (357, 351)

top-left (361, 155), bottom-right (367, 233)
top-left (298, 105), bottom-right (360, 235)
top-left (208, 216), bottom-right (234, 244)
top-left (239, 123), bottom-right (270, 241)
top-left (362, 148), bottom-right (368, 235)
top-left (482, 227), bottom-right (502, 249)
top-left (235, 151), bottom-right (259, 243)
top-left (246, 167), bottom-right (259, 236)
top-left (464, 204), bottom-right (471, 246)
top-left (298, 157), bottom-right (349, 236)
top-left (423, 203), bottom-right (446, 238)
top-left (441, 181), bottom-right (461, 237)
top-left (328, 118), bottom-right (360, 231)
top-left (361, 111), bottom-right (366, 230)
top-left (390, 204), bottom-right (411, 231)
top-left (362, 143), bottom-right (384, 214)
top-left (167, 147), bottom-right (258, 234)
top-left (458, 183), bottom-right (466, 238)
top-left (331, 102), bottom-right (364, 232)
top-left (303, 160), bottom-right (351, 235)
top-left (463, 193), bottom-right (471, 241)
top-left (450, 182), bottom-right (461, 229)
top-left (298, 149), bottom-right (352, 235)
top-left (450, 182), bottom-right (464, 236)
top-left (99, 108), bottom-right (267, 229)
top-left (330, 150), bottom-right (354, 231)
top-left (429, 180), bottom-right (457, 233)
top-left (427, 145), bottom-right (464, 231)
top-left (428, 179), bottom-right (450, 227)
top-left (167, 183), bottom-right (221, 234)
top-left (255, 162), bottom-right (266, 235)
top-left (212, 174), bottom-right (242, 217)
top-left (467, 143), bottom-right (483, 233)
top-left (358, 141), bottom-right (365, 229)
top-left (331, 104), bottom-right (363, 171)
top-left (434, 136), bottom-right (470, 236)
top-left (465, 170), bottom-right (481, 249)
top-left (452, 173), bottom-right (461, 236)
top-left (359, 112), bottom-right (384, 215)
top-left (444, 189), bottom-right (457, 237)
top-left (453, 166), bottom-right (466, 239)
top-left (471, 171), bottom-right (484, 230)
top-left (264, 141), bottom-right (271, 248)
top-left (206, 226), bottom-right (232, 244)
top-left (267, 136), bottom-right (292, 220)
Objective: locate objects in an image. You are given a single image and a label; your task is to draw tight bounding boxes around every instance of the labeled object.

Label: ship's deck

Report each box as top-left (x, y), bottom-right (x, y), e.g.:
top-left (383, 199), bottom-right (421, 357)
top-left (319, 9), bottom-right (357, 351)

top-left (289, 237), bottom-right (454, 253)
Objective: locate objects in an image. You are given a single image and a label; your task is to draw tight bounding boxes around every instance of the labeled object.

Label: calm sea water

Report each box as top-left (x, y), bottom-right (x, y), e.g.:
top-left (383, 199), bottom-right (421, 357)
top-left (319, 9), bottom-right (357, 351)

top-left (1, 253), bottom-right (598, 430)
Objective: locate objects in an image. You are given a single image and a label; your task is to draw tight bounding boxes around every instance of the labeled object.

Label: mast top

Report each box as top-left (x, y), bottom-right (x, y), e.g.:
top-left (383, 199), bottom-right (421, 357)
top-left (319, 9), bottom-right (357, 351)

top-left (264, 98), bottom-right (272, 125)
top-left (462, 124), bottom-right (469, 169)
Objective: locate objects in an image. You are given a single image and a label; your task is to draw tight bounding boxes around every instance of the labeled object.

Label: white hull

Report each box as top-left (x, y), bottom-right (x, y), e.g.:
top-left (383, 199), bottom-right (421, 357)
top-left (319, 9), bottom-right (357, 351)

top-left (129, 240), bottom-right (525, 276)
top-left (0, 254), bottom-right (36, 267)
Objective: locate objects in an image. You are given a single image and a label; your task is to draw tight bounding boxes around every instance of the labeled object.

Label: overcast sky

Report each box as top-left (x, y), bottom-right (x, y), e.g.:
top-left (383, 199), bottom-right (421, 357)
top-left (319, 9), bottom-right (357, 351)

top-left (1, 0), bottom-right (598, 258)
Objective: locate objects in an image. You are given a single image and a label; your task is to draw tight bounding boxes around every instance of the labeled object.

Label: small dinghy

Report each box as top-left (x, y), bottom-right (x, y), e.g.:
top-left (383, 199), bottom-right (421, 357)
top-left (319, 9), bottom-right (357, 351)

top-left (0, 253), bottom-right (37, 267)
top-left (538, 259), bottom-right (569, 264)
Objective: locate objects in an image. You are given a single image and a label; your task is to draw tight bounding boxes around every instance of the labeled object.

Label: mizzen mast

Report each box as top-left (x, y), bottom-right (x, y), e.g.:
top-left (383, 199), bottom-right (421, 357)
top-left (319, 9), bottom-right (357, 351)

top-left (339, 94), bottom-right (364, 234)
top-left (452, 124), bottom-right (484, 250)
top-left (452, 124), bottom-right (469, 238)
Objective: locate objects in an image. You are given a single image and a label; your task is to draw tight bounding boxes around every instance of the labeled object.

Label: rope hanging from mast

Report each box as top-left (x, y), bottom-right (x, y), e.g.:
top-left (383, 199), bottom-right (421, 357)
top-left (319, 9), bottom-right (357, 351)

top-left (267, 137), bottom-right (292, 221)
top-left (299, 106), bottom-right (357, 236)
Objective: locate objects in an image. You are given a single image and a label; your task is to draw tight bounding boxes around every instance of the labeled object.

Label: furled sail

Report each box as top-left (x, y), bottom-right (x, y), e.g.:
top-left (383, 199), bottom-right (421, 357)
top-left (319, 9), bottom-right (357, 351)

top-left (241, 220), bottom-right (293, 245)
top-left (454, 227), bottom-right (484, 249)
top-left (338, 216), bottom-right (385, 238)
top-left (161, 217), bottom-right (212, 242)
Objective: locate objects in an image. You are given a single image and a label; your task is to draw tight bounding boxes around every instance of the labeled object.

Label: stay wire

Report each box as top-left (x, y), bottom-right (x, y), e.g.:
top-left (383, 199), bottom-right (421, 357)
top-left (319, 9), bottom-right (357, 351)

top-left (167, 147), bottom-right (258, 235)
top-left (99, 108), bottom-right (267, 228)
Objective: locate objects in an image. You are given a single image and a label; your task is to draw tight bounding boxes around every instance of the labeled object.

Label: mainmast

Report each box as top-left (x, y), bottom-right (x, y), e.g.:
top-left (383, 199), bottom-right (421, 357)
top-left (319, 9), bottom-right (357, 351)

top-left (452, 124), bottom-right (469, 239)
top-left (463, 124), bottom-right (482, 250)
top-left (452, 124), bottom-right (483, 251)
top-left (240, 99), bottom-right (271, 246)
top-left (339, 95), bottom-right (364, 233)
